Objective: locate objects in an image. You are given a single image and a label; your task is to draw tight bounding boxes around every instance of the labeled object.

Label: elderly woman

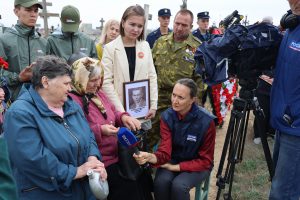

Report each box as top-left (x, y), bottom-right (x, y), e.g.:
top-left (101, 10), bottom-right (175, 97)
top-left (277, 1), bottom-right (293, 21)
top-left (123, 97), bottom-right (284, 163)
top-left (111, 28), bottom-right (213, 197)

top-left (134, 78), bottom-right (216, 200)
top-left (3, 55), bottom-right (106, 200)
top-left (96, 19), bottom-right (120, 60)
top-left (69, 57), bottom-right (152, 200)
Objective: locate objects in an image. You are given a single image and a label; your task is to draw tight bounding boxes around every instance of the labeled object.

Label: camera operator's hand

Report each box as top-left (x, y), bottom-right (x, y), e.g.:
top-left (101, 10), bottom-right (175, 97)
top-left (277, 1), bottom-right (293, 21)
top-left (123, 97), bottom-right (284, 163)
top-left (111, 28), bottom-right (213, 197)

top-left (19, 63), bottom-right (35, 82)
top-left (101, 124), bottom-right (119, 136)
top-left (259, 75), bottom-right (274, 85)
top-left (121, 114), bottom-right (141, 131)
top-left (145, 109), bottom-right (156, 119)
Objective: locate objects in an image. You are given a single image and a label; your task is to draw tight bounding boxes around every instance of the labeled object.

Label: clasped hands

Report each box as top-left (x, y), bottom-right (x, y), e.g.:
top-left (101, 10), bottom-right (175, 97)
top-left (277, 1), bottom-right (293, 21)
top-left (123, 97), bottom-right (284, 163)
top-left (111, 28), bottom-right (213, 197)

top-left (74, 156), bottom-right (107, 180)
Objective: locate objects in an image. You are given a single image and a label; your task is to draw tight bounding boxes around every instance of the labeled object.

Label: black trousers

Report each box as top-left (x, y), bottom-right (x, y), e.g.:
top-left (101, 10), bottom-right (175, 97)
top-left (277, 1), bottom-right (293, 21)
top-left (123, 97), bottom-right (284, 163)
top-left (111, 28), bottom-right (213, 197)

top-left (154, 168), bottom-right (209, 200)
top-left (253, 93), bottom-right (275, 138)
top-left (106, 163), bottom-right (153, 200)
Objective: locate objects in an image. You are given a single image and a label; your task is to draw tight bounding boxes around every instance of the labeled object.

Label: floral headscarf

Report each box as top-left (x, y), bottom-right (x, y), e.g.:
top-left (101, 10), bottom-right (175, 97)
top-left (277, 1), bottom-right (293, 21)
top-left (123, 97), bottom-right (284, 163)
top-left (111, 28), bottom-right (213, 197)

top-left (71, 57), bottom-right (107, 118)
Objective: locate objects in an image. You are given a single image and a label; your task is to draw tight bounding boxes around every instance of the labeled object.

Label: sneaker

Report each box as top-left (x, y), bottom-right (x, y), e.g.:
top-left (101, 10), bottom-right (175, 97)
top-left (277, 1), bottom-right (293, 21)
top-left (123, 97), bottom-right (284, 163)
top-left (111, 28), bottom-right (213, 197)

top-left (253, 137), bottom-right (261, 145)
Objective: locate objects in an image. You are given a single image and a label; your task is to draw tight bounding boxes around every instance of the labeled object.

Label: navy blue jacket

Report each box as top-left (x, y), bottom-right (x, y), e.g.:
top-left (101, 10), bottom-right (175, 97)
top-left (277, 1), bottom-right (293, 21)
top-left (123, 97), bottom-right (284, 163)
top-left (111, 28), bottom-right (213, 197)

top-left (146, 28), bottom-right (171, 48)
top-left (192, 29), bottom-right (211, 42)
top-left (4, 84), bottom-right (101, 200)
top-left (270, 22), bottom-right (300, 137)
top-left (161, 104), bottom-right (214, 163)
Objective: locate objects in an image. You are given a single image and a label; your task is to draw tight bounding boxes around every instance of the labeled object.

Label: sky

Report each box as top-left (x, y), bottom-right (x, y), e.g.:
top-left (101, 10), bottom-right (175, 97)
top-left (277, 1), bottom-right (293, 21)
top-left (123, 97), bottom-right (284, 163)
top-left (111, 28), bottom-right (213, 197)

top-left (0, 0), bottom-right (290, 30)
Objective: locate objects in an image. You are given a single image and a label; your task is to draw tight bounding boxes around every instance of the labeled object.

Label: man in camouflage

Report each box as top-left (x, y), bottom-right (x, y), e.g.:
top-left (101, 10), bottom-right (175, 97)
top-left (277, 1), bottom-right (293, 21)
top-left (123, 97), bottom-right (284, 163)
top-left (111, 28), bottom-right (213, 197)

top-left (149, 9), bottom-right (204, 149)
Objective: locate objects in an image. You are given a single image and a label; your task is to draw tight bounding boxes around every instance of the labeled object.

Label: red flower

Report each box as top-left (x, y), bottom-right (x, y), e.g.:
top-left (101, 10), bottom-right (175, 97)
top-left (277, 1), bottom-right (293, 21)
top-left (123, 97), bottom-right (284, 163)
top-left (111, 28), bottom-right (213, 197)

top-left (0, 57), bottom-right (9, 70)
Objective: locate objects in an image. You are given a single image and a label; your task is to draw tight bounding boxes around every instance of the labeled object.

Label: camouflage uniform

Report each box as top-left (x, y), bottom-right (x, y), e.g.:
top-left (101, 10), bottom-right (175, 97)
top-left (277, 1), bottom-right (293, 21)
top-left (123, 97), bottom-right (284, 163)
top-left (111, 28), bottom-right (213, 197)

top-left (149, 32), bottom-right (204, 149)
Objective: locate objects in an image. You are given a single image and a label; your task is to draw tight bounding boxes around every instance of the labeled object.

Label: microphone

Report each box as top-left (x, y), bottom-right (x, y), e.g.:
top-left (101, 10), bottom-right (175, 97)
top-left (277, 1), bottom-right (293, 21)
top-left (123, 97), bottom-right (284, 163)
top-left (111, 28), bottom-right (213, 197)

top-left (118, 127), bottom-right (150, 169)
top-left (117, 127), bottom-right (140, 155)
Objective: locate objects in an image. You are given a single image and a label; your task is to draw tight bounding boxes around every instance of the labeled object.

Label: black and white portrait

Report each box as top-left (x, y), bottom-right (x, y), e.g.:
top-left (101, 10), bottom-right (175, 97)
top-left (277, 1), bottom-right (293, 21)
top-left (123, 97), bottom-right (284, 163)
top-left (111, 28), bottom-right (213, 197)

top-left (124, 79), bottom-right (150, 118)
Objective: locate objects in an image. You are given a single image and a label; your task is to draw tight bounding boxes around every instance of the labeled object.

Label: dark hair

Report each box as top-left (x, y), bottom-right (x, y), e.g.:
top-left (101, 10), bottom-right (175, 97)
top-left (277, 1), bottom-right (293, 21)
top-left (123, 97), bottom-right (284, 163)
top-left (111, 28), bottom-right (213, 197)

top-left (67, 52), bottom-right (88, 66)
top-left (32, 55), bottom-right (72, 89)
top-left (176, 78), bottom-right (198, 98)
top-left (120, 5), bottom-right (145, 41)
top-left (174, 9), bottom-right (194, 25)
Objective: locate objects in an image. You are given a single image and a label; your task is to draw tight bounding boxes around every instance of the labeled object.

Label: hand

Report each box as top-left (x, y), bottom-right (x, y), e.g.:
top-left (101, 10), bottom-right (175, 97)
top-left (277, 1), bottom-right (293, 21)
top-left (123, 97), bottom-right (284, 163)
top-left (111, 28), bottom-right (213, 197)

top-left (145, 109), bottom-right (156, 119)
top-left (101, 124), bottom-right (119, 136)
top-left (160, 163), bottom-right (180, 172)
top-left (133, 151), bottom-right (156, 165)
top-left (259, 75), bottom-right (273, 85)
top-left (0, 88), bottom-right (5, 101)
top-left (19, 63), bottom-right (34, 82)
top-left (74, 159), bottom-right (105, 180)
top-left (121, 115), bottom-right (141, 131)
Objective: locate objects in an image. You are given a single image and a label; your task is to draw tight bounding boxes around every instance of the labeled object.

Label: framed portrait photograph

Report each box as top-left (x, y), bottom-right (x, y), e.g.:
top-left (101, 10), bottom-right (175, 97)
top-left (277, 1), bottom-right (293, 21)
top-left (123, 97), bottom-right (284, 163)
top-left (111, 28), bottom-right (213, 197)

top-left (123, 79), bottom-right (150, 119)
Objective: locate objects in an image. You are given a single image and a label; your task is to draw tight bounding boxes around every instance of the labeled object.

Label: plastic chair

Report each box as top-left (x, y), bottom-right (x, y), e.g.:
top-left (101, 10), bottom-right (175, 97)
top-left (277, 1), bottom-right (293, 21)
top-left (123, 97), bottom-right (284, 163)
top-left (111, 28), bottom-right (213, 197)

top-left (194, 173), bottom-right (210, 200)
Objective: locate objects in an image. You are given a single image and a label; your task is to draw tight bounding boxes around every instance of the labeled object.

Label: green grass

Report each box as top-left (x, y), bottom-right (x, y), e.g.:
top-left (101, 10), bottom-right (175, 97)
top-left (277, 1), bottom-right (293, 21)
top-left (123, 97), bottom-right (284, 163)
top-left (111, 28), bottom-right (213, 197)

top-left (230, 131), bottom-right (273, 200)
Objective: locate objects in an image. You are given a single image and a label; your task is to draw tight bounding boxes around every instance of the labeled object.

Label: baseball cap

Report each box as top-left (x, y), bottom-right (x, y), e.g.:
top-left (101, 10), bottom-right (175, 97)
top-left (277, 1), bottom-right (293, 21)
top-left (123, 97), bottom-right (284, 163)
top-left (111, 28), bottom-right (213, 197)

top-left (197, 11), bottom-right (210, 19)
top-left (60, 5), bottom-right (80, 33)
top-left (14, 0), bottom-right (43, 9)
top-left (158, 8), bottom-right (171, 17)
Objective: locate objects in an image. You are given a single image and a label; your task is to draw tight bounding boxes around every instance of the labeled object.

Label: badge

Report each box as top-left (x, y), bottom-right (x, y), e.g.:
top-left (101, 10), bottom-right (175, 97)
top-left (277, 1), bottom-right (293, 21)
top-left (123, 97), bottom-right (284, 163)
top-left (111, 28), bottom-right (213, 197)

top-left (138, 52), bottom-right (144, 59)
top-left (187, 134), bottom-right (197, 142)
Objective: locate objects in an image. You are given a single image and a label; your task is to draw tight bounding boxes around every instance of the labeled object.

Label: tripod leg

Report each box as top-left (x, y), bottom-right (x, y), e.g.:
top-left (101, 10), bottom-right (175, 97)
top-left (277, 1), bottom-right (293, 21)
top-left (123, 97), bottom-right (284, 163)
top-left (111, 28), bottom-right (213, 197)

top-left (253, 108), bottom-right (274, 179)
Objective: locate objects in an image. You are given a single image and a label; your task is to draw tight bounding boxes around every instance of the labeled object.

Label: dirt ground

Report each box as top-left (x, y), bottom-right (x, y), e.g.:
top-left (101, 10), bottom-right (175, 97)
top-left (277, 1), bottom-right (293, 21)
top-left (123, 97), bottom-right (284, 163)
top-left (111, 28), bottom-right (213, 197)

top-left (190, 111), bottom-right (256, 200)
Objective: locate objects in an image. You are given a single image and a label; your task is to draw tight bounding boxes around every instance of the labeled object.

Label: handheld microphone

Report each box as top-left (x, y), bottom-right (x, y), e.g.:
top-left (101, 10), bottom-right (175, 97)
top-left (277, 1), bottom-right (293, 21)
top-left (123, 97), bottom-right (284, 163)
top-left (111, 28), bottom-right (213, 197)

top-left (117, 127), bottom-right (140, 155)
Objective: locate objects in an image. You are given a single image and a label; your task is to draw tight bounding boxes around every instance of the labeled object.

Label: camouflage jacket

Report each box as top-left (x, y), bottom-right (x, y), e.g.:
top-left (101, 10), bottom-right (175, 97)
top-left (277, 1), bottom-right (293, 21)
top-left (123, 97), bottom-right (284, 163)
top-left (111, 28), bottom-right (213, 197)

top-left (152, 32), bottom-right (204, 108)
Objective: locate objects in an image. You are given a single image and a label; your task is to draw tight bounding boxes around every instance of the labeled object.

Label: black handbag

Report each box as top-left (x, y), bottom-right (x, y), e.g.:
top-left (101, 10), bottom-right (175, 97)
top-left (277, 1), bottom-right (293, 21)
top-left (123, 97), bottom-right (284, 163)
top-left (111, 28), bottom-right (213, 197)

top-left (117, 142), bottom-right (143, 181)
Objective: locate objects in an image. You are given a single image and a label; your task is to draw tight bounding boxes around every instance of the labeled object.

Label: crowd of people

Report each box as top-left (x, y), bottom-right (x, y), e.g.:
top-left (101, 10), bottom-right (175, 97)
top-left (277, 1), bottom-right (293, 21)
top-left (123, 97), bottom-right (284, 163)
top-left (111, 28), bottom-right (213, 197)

top-left (0, 0), bottom-right (299, 200)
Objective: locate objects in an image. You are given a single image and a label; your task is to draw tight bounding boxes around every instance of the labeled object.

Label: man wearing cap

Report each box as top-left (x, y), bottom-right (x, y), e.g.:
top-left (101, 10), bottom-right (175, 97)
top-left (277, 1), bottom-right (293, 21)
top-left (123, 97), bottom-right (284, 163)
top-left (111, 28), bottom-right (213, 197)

top-left (192, 11), bottom-right (211, 42)
top-left (0, 0), bottom-right (46, 101)
top-left (149, 9), bottom-right (204, 149)
top-left (46, 5), bottom-right (96, 61)
top-left (146, 8), bottom-right (172, 49)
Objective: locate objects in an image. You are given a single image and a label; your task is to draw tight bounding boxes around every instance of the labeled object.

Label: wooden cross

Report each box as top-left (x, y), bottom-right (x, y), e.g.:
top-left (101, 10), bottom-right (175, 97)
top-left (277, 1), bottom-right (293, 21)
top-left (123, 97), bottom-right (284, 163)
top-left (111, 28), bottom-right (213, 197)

top-left (99, 18), bottom-right (105, 30)
top-left (38, 0), bottom-right (59, 36)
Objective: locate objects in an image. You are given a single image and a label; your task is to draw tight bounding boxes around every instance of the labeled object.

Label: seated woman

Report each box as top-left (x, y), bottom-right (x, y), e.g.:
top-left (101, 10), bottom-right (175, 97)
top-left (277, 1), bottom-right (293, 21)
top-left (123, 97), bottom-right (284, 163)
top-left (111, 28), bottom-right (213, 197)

top-left (3, 55), bottom-right (106, 200)
top-left (134, 78), bottom-right (216, 200)
top-left (69, 57), bottom-right (153, 200)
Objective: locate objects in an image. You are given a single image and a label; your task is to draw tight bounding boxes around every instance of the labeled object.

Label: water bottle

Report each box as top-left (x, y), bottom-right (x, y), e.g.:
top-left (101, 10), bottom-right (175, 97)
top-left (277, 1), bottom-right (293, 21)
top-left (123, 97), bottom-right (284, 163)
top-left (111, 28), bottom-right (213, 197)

top-left (87, 169), bottom-right (109, 200)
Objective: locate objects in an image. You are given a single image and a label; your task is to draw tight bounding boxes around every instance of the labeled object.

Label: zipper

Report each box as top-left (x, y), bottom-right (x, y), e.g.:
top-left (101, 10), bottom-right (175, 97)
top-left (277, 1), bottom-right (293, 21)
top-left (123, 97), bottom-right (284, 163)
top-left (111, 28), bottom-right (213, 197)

top-left (28, 35), bottom-right (31, 65)
top-left (21, 186), bottom-right (38, 192)
top-left (62, 119), bottom-right (86, 200)
top-left (71, 33), bottom-right (74, 54)
top-left (62, 120), bottom-right (81, 166)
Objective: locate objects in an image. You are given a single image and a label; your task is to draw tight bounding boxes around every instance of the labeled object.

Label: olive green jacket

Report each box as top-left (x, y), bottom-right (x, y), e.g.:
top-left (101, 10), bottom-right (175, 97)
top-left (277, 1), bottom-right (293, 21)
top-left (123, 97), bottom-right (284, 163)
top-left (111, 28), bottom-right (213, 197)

top-left (0, 23), bottom-right (47, 101)
top-left (46, 29), bottom-right (96, 61)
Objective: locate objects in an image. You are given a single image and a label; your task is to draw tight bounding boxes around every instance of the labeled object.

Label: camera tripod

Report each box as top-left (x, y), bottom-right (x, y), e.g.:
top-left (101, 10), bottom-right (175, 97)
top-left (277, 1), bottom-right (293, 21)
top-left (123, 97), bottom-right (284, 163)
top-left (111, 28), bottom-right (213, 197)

top-left (215, 90), bottom-right (274, 200)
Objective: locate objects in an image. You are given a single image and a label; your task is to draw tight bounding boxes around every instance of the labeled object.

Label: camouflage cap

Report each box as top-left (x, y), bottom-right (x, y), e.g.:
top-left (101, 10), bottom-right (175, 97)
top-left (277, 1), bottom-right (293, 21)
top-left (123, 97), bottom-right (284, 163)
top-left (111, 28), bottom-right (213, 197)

top-left (14, 0), bottom-right (43, 9)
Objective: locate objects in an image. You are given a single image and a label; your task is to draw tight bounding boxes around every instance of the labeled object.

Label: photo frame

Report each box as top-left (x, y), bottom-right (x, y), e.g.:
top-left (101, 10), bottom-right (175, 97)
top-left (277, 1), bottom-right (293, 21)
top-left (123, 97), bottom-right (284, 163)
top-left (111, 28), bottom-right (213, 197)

top-left (123, 79), bottom-right (150, 119)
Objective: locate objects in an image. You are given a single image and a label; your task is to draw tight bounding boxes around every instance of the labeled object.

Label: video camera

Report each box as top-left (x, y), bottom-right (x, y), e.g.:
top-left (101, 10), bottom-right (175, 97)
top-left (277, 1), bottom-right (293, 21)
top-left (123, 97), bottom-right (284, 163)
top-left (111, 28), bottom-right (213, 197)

top-left (220, 10), bottom-right (244, 29)
top-left (195, 11), bottom-right (283, 97)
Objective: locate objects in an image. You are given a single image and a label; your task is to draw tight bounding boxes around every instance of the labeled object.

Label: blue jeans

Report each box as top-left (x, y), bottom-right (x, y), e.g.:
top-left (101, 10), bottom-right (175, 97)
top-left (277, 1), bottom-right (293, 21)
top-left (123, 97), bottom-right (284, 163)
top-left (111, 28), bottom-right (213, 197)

top-left (154, 168), bottom-right (209, 200)
top-left (269, 131), bottom-right (300, 200)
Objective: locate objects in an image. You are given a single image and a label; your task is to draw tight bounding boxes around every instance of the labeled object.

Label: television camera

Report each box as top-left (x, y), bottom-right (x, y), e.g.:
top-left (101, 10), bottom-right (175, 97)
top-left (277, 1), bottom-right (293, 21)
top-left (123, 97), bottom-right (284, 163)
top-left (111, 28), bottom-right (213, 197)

top-left (194, 11), bottom-right (283, 200)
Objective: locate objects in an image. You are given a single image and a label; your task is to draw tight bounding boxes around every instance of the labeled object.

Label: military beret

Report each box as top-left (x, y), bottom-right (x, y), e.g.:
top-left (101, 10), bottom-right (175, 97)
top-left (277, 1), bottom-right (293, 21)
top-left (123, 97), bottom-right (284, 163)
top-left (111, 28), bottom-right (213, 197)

top-left (197, 11), bottom-right (210, 19)
top-left (158, 8), bottom-right (171, 17)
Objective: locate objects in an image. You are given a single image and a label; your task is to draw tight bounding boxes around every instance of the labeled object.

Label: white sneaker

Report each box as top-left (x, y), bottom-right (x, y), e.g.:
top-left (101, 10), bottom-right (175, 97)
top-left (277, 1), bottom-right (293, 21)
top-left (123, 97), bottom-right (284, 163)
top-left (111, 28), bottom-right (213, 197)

top-left (253, 137), bottom-right (261, 145)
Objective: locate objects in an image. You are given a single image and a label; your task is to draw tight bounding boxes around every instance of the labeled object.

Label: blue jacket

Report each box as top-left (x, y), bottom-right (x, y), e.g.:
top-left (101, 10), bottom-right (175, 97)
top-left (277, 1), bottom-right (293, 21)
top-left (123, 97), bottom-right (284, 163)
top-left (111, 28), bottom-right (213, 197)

top-left (146, 28), bottom-right (171, 49)
top-left (270, 22), bottom-right (300, 137)
top-left (4, 84), bottom-right (101, 200)
top-left (161, 104), bottom-right (214, 163)
top-left (192, 29), bottom-right (211, 42)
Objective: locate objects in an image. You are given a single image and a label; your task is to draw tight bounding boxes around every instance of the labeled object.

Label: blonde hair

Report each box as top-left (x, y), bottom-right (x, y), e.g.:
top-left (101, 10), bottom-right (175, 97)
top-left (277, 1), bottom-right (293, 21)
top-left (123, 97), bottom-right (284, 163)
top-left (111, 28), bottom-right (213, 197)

top-left (99, 19), bottom-right (120, 45)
